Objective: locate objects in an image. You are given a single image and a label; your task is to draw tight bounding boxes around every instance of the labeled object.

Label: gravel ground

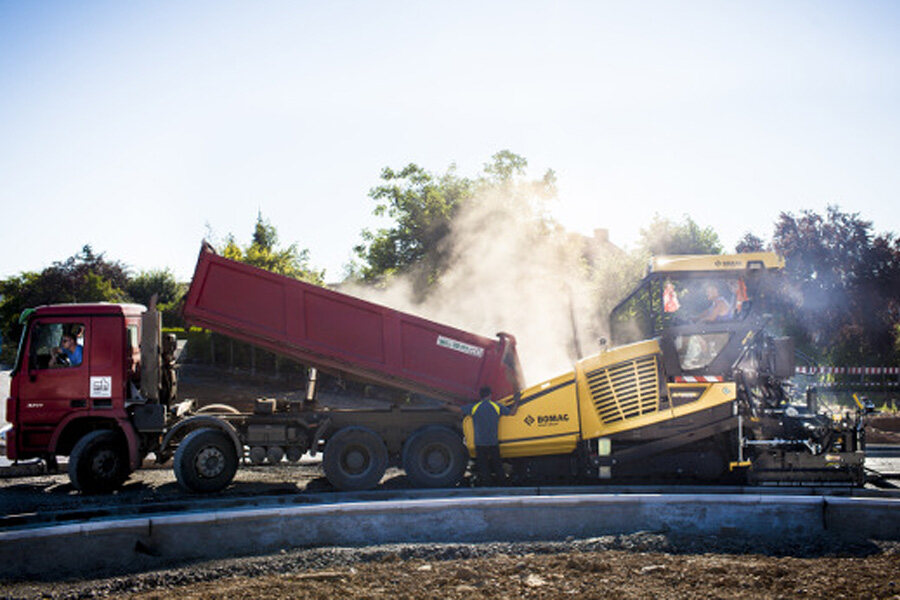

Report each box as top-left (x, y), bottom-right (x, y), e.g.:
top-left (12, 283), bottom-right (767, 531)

top-left (0, 460), bottom-right (341, 518)
top-left (3, 533), bottom-right (900, 599)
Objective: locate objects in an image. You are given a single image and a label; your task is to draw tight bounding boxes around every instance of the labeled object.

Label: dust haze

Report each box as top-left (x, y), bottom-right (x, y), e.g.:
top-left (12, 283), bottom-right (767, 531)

top-left (345, 189), bottom-right (621, 386)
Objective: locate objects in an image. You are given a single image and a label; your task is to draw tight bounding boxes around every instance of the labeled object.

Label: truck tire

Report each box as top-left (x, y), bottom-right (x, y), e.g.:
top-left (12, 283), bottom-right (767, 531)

top-left (323, 427), bottom-right (388, 491)
top-left (68, 430), bottom-right (130, 493)
top-left (174, 428), bottom-right (238, 493)
top-left (402, 426), bottom-right (469, 488)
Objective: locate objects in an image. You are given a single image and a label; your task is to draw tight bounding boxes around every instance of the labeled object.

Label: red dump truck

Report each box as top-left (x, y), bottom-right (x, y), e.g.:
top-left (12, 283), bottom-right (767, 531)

top-left (5, 243), bottom-right (524, 492)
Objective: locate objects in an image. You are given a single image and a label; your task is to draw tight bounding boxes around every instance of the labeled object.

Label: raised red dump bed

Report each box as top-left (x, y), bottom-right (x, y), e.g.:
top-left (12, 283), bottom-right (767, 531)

top-left (182, 244), bottom-right (524, 405)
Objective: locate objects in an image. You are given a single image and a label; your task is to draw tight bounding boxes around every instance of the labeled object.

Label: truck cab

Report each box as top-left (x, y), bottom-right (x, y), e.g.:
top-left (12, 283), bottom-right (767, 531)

top-left (6, 303), bottom-right (171, 491)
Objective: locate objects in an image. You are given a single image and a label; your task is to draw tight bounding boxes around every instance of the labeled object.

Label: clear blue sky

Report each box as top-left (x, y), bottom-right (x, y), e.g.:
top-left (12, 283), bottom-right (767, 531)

top-left (1, 1), bottom-right (898, 281)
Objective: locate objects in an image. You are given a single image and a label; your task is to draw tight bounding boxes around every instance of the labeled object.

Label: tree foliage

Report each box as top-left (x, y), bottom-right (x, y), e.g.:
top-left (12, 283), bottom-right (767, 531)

top-left (0, 246), bottom-right (130, 359)
top-left (481, 149), bottom-right (528, 183)
top-left (222, 213), bottom-right (324, 284)
top-left (735, 232), bottom-right (766, 253)
top-left (352, 150), bottom-right (558, 296)
top-left (126, 269), bottom-right (183, 307)
top-left (638, 215), bottom-right (723, 256)
top-left (352, 163), bottom-right (472, 290)
top-left (771, 206), bottom-right (900, 364)
top-left (126, 269), bottom-right (188, 328)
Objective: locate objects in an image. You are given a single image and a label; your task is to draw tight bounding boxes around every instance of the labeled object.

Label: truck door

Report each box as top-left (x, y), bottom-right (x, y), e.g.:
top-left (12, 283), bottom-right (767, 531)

top-left (15, 319), bottom-right (89, 454)
top-left (88, 315), bottom-right (126, 409)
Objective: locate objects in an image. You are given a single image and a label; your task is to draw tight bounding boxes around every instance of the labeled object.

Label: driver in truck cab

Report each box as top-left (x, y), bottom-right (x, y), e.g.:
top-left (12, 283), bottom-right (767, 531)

top-left (50, 332), bottom-right (83, 367)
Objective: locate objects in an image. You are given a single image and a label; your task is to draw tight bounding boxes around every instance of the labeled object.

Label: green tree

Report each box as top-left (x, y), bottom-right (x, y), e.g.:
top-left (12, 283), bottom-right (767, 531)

top-left (222, 214), bottom-right (324, 284)
top-left (126, 269), bottom-right (183, 306)
top-left (771, 206), bottom-right (900, 365)
top-left (735, 232), bottom-right (766, 253)
top-left (352, 162), bottom-right (473, 292)
top-left (478, 150), bottom-right (558, 203)
top-left (482, 149), bottom-right (528, 183)
top-left (0, 246), bottom-right (129, 359)
top-left (638, 215), bottom-right (723, 256)
top-left (127, 269), bottom-right (188, 328)
top-left (352, 151), bottom-right (558, 297)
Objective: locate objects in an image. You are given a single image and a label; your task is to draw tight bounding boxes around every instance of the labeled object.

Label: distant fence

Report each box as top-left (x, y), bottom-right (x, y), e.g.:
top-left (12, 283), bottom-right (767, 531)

top-left (794, 366), bottom-right (900, 389)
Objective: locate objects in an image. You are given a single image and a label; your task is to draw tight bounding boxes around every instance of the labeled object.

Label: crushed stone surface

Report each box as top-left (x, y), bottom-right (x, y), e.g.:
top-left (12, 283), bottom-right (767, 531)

top-left (3, 533), bottom-right (900, 599)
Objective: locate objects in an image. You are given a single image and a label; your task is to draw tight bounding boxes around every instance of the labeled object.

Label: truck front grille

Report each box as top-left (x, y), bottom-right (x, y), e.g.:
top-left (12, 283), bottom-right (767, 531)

top-left (586, 354), bottom-right (660, 424)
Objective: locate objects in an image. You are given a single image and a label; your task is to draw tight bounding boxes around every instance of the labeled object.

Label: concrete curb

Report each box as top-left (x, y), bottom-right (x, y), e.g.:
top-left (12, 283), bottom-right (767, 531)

top-left (2, 493), bottom-right (900, 580)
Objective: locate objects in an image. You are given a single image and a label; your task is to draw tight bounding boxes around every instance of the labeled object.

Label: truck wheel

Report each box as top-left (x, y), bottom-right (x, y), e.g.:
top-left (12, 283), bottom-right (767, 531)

top-left (402, 426), bottom-right (469, 488)
top-left (68, 430), bottom-right (130, 493)
top-left (174, 428), bottom-right (238, 493)
top-left (323, 427), bottom-right (388, 491)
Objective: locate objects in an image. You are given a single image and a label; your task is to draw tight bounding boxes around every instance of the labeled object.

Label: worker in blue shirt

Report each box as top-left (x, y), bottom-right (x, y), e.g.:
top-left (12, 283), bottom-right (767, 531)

top-left (458, 386), bottom-right (518, 486)
top-left (52, 333), bottom-right (83, 367)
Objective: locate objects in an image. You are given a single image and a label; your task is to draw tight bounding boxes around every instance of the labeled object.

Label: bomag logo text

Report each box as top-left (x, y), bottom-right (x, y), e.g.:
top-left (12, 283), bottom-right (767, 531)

top-left (534, 414), bottom-right (570, 426)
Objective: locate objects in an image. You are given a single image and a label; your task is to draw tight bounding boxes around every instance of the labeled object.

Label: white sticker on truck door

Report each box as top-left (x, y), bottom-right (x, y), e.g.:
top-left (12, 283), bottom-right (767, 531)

top-left (90, 376), bottom-right (112, 398)
top-left (436, 335), bottom-right (485, 358)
